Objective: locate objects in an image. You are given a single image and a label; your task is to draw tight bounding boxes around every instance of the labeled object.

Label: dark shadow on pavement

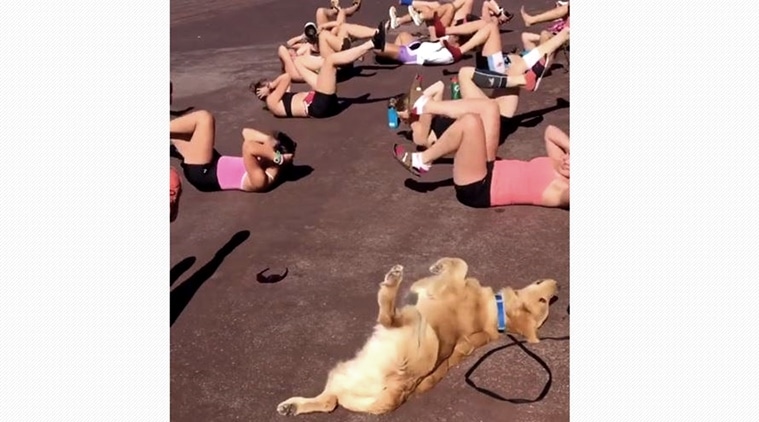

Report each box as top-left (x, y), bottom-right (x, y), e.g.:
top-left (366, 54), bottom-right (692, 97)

top-left (333, 92), bottom-right (401, 116)
top-left (171, 106), bottom-right (195, 117)
top-left (404, 177), bottom-right (455, 193)
top-left (171, 256), bottom-right (197, 287)
top-left (170, 230), bottom-right (251, 326)
top-left (465, 335), bottom-right (570, 403)
top-left (500, 97), bottom-right (569, 143)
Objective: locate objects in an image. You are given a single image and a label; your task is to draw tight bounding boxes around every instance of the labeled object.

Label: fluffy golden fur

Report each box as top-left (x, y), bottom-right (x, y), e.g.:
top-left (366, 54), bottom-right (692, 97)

top-left (276, 258), bottom-right (558, 416)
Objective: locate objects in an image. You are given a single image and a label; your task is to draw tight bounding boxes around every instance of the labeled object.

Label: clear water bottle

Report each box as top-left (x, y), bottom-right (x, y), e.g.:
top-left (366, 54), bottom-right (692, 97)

top-left (387, 105), bottom-right (399, 129)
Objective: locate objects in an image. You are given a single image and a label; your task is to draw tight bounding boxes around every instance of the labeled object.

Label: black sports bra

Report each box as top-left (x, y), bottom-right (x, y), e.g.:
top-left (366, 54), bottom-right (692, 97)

top-left (281, 92), bottom-right (295, 118)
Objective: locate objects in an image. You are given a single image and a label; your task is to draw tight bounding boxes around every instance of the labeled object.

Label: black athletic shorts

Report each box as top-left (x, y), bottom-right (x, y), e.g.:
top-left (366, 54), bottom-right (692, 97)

top-left (308, 91), bottom-right (339, 119)
top-left (454, 161), bottom-right (494, 208)
top-left (181, 151), bottom-right (222, 192)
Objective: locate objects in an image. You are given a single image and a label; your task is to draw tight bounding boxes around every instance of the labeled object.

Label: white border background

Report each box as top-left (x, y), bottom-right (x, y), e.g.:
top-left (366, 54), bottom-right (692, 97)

top-left (2, 0), bottom-right (759, 420)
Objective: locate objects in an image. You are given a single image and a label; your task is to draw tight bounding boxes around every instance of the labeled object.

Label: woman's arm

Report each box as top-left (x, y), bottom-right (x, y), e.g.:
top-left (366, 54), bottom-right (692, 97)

top-left (544, 124), bottom-right (569, 157)
top-left (544, 124), bottom-right (569, 177)
top-left (412, 81), bottom-right (445, 146)
top-left (319, 21), bottom-right (340, 31)
top-left (295, 43), bottom-right (311, 56)
top-left (411, 117), bottom-right (433, 147)
top-left (266, 74), bottom-right (292, 109)
top-left (286, 35), bottom-right (305, 48)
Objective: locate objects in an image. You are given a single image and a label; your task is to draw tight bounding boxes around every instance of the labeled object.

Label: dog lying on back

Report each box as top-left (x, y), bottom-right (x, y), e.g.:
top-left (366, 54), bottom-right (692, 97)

top-left (276, 258), bottom-right (558, 416)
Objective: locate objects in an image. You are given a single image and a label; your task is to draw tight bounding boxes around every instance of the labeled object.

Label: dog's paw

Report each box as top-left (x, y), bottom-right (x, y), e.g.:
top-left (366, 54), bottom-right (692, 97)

top-left (382, 265), bottom-right (404, 287)
top-left (277, 401), bottom-right (298, 416)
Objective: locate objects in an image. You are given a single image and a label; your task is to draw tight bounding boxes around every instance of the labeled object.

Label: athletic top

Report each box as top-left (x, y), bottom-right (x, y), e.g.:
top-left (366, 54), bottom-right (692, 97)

top-left (281, 92), bottom-right (295, 117)
top-left (216, 156), bottom-right (249, 190)
top-left (407, 40), bottom-right (455, 65)
top-left (490, 157), bottom-right (556, 206)
top-left (216, 156), bottom-right (275, 190)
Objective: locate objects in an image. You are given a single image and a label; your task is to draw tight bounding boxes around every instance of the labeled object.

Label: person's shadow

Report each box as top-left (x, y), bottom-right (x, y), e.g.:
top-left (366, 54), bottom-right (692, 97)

top-left (499, 97), bottom-right (569, 143)
top-left (170, 230), bottom-right (250, 326)
top-left (332, 92), bottom-right (401, 116)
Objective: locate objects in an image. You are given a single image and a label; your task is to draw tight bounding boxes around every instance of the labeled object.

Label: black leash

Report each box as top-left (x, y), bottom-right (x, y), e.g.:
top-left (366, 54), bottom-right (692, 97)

top-left (464, 335), bottom-right (569, 404)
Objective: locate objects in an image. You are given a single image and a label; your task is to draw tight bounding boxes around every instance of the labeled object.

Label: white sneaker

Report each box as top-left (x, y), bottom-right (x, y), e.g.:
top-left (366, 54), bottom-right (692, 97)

top-left (408, 6), bottom-right (424, 26)
top-left (556, 1), bottom-right (569, 6)
top-left (389, 6), bottom-right (400, 29)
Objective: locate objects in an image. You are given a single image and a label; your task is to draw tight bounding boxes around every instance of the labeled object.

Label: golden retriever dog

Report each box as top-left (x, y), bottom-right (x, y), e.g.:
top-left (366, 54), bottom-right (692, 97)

top-left (276, 258), bottom-right (558, 416)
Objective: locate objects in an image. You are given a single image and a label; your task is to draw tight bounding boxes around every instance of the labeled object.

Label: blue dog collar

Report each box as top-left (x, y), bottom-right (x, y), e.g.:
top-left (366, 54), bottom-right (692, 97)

top-left (495, 293), bottom-right (507, 332)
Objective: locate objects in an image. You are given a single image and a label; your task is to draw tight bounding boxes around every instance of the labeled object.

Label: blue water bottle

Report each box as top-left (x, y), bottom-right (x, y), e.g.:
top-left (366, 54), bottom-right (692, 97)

top-left (387, 105), bottom-right (399, 129)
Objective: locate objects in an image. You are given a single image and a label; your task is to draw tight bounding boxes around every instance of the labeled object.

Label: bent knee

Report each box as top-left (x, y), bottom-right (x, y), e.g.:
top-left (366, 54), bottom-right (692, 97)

top-left (458, 66), bottom-right (475, 80)
top-left (193, 110), bottom-right (215, 125)
top-left (484, 100), bottom-right (500, 118)
top-left (459, 113), bottom-right (483, 129)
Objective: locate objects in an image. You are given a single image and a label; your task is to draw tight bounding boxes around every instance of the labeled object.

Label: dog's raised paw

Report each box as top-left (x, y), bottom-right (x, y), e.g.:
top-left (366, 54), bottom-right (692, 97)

top-left (277, 401), bottom-right (298, 416)
top-left (382, 265), bottom-right (404, 287)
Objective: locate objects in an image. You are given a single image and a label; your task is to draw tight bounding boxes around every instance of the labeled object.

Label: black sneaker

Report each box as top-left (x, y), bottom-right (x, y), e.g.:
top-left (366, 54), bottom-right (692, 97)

top-left (372, 20), bottom-right (387, 50)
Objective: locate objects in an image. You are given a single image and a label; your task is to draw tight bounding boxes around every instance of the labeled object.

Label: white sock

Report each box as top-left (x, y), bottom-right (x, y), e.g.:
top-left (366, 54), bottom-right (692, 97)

top-left (522, 48), bottom-right (542, 68)
top-left (413, 96), bottom-right (429, 114)
top-left (411, 153), bottom-right (430, 170)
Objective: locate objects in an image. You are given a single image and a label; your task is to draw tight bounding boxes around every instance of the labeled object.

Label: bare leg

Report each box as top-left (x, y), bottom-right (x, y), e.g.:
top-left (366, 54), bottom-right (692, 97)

top-left (296, 54), bottom-right (325, 72)
top-left (457, 67), bottom-right (490, 99)
top-left (420, 113), bottom-right (490, 185)
top-left (240, 129), bottom-right (277, 192)
top-left (376, 43), bottom-right (402, 60)
top-left (521, 4), bottom-right (568, 27)
top-left (451, 0), bottom-right (474, 21)
top-left (457, 21), bottom-right (500, 55)
top-left (342, 0), bottom-right (362, 16)
top-left (337, 22), bottom-right (378, 40)
top-left (481, 0), bottom-right (503, 23)
top-left (421, 98), bottom-right (500, 161)
top-left (508, 27), bottom-right (569, 74)
top-left (521, 32), bottom-right (540, 50)
top-left (318, 30), bottom-right (345, 57)
top-left (315, 7), bottom-right (337, 27)
top-left (458, 67), bottom-right (522, 116)
top-left (412, 1), bottom-right (442, 8)
top-left (302, 40), bottom-right (374, 94)
top-left (278, 45), bottom-right (303, 81)
top-left (169, 110), bottom-right (215, 164)
top-left (442, 18), bottom-right (488, 36)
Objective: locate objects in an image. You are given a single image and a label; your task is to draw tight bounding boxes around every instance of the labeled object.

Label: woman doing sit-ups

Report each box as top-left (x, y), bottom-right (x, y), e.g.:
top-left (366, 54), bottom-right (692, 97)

top-left (391, 93), bottom-right (569, 208)
top-left (391, 77), bottom-right (503, 151)
top-left (252, 24), bottom-right (385, 119)
top-left (170, 110), bottom-right (295, 193)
